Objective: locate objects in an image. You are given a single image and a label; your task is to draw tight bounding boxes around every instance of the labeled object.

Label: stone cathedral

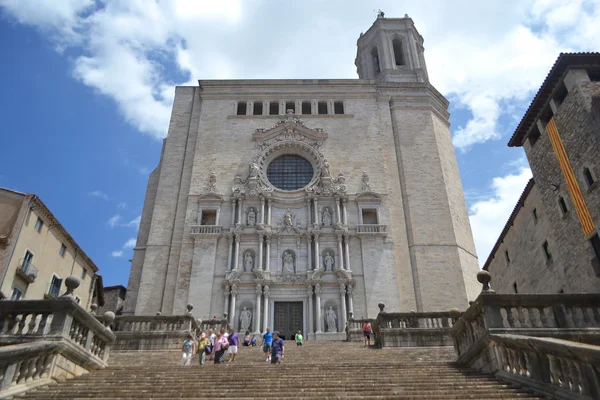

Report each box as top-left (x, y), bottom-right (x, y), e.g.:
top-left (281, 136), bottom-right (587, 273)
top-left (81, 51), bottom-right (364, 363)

top-left (124, 15), bottom-right (481, 340)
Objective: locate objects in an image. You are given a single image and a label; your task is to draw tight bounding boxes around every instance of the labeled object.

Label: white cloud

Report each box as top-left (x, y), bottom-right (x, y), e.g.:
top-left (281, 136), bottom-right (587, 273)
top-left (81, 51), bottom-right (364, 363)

top-left (469, 166), bottom-right (533, 266)
top-left (107, 214), bottom-right (122, 228)
top-left (124, 216), bottom-right (141, 229)
top-left (111, 250), bottom-right (123, 258)
top-left (123, 238), bottom-right (137, 248)
top-left (117, 202), bottom-right (127, 209)
top-left (88, 190), bottom-right (109, 200)
top-left (1, 0), bottom-right (599, 146)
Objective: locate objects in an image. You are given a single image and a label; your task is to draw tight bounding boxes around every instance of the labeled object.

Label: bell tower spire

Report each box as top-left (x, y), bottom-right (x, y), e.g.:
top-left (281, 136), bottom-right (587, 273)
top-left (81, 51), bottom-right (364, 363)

top-left (355, 14), bottom-right (429, 83)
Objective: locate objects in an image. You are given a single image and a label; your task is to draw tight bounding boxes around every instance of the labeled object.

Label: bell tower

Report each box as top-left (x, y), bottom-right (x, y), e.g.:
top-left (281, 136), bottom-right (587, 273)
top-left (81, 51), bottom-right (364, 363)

top-left (355, 14), bottom-right (429, 83)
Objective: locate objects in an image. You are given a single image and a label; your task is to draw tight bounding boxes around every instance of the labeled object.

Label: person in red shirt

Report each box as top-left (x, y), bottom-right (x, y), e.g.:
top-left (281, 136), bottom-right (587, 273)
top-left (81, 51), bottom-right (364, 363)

top-left (362, 321), bottom-right (373, 347)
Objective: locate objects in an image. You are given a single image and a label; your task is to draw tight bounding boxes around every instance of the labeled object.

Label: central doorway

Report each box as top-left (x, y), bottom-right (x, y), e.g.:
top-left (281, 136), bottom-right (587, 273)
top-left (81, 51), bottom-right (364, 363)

top-left (273, 302), bottom-right (303, 340)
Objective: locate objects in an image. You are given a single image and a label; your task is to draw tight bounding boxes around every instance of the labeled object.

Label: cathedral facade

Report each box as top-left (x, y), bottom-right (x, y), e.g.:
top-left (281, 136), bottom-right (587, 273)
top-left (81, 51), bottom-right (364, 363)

top-left (124, 16), bottom-right (480, 339)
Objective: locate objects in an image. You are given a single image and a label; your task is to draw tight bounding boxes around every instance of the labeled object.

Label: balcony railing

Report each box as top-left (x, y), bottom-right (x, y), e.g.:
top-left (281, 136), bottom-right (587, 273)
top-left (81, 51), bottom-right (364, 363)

top-left (15, 261), bottom-right (38, 284)
top-left (356, 224), bottom-right (388, 236)
top-left (190, 225), bottom-right (222, 236)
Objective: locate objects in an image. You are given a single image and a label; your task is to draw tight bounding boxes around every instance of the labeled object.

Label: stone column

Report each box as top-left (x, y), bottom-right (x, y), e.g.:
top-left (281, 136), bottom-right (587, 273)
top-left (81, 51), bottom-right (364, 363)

top-left (263, 285), bottom-right (270, 330)
top-left (342, 198), bottom-right (348, 225)
top-left (257, 234), bottom-right (264, 270)
top-left (226, 235), bottom-right (233, 271)
top-left (255, 284), bottom-right (262, 334)
top-left (267, 199), bottom-right (272, 225)
top-left (315, 283), bottom-right (322, 333)
top-left (314, 234), bottom-right (320, 270)
top-left (265, 236), bottom-right (271, 271)
top-left (344, 233), bottom-right (351, 271)
top-left (260, 197), bottom-right (265, 224)
top-left (223, 285), bottom-right (230, 318)
top-left (230, 285), bottom-right (238, 328)
top-left (237, 198), bottom-right (243, 225)
top-left (306, 233), bottom-right (312, 270)
top-left (337, 233), bottom-right (344, 270)
top-left (339, 283), bottom-right (347, 333)
top-left (234, 234), bottom-right (241, 270)
top-left (335, 196), bottom-right (342, 224)
top-left (307, 285), bottom-right (314, 334)
top-left (230, 199), bottom-right (237, 225)
top-left (305, 198), bottom-right (312, 225)
top-left (347, 285), bottom-right (354, 316)
top-left (313, 198), bottom-right (319, 225)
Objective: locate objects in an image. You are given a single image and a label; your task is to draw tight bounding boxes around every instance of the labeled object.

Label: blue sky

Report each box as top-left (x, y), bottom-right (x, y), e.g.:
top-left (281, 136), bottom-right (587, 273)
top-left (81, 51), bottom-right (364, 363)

top-left (1, 0), bottom-right (599, 287)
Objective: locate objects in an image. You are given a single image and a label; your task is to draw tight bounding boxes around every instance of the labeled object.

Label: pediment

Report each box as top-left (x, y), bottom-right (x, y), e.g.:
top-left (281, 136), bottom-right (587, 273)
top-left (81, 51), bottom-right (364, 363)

top-left (198, 192), bottom-right (224, 202)
top-left (355, 191), bottom-right (381, 204)
top-left (252, 113), bottom-right (328, 143)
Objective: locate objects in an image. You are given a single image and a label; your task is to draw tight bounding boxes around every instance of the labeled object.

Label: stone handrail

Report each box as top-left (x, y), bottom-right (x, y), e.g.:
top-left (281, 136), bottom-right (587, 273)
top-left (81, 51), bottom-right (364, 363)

top-left (356, 224), bottom-right (387, 235)
top-left (463, 334), bottom-right (600, 399)
top-left (373, 307), bottom-right (461, 347)
top-left (198, 318), bottom-right (229, 334)
top-left (452, 293), bottom-right (600, 358)
top-left (346, 318), bottom-right (374, 342)
top-left (190, 225), bottom-right (222, 236)
top-left (0, 299), bottom-right (115, 363)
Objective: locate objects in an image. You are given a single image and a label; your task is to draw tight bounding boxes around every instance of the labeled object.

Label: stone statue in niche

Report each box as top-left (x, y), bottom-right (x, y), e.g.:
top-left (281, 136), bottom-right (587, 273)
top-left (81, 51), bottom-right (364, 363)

top-left (283, 251), bottom-right (295, 273)
top-left (323, 251), bottom-right (335, 271)
top-left (240, 307), bottom-right (252, 332)
top-left (283, 212), bottom-right (293, 227)
top-left (321, 161), bottom-right (331, 178)
top-left (325, 306), bottom-right (337, 332)
top-left (360, 171), bottom-right (371, 192)
top-left (243, 251), bottom-right (254, 272)
top-left (322, 207), bottom-right (333, 227)
top-left (249, 163), bottom-right (259, 178)
top-left (247, 208), bottom-right (256, 226)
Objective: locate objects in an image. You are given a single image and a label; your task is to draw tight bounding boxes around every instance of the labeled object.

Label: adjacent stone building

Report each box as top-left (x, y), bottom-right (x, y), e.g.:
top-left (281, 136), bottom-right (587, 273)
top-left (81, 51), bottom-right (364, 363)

top-left (485, 53), bottom-right (600, 294)
top-left (0, 187), bottom-right (100, 307)
top-left (124, 15), bottom-right (481, 339)
top-left (98, 285), bottom-right (126, 315)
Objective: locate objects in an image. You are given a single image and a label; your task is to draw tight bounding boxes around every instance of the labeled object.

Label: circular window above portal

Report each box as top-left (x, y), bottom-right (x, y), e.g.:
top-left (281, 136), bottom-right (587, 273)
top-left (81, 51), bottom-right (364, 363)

top-left (266, 154), bottom-right (314, 191)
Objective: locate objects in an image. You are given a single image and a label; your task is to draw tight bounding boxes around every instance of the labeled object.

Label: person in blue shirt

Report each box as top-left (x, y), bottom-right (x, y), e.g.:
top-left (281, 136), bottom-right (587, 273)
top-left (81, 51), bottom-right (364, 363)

top-left (270, 331), bottom-right (284, 364)
top-left (261, 327), bottom-right (273, 362)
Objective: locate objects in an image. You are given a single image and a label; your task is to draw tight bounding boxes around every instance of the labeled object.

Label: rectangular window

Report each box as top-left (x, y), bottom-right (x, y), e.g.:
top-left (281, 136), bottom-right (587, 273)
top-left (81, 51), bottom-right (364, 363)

top-left (301, 101), bottom-right (311, 115)
top-left (253, 101), bottom-right (263, 116)
top-left (361, 209), bottom-right (378, 224)
top-left (285, 101), bottom-right (295, 114)
top-left (22, 250), bottom-right (34, 274)
top-left (504, 251), bottom-right (510, 264)
top-left (48, 275), bottom-right (62, 297)
top-left (532, 208), bottom-right (538, 222)
top-left (59, 244), bottom-right (67, 257)
top-left (34, 217), bottom-right (43, 233)
top-left (543, 241), bottom-right (552, 261)
top-left (590, 233), bottom-right (600, 277)
top-left (317, 101), bottom-right (328, 115)
top-left (269, 101), bottom-right (279, 115)
top-left (200, 210), bottom-right (217, 225)
top-left (334, 101), bottom-right (344, 114)
top-left (584, 167), bottom-right (595, 187)
top-left (11, 287), bottom-right (23, 300)
top-left (81, 269), bottom-right (87, 281)
top-left (236, 101), bottom-right (247, 116)
top-left (558, 196), bottom-right (568, 215)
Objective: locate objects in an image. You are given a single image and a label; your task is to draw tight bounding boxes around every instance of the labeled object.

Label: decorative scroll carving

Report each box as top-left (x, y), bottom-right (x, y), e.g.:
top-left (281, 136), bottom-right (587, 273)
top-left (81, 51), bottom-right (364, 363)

top-left (206, 172), bottom-right (218, 193)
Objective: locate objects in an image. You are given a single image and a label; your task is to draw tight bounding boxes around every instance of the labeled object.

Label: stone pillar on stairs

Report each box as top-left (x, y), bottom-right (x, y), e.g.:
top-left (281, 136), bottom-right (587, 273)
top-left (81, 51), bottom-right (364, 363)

top-left (230, 285), bottom-right (238, 329)
top-left (315, 283), bottom-right (322, 333)
top-left (223, 285), bottom-right (230, 319)
top-left (347, 284), bottom-right (354, 317)
top-left (339, 283), bottom-right (347, 333)
top-left (254, 283), bottom-right (262, 334)
top-left (263, 285), bottom-right (270, 330)
top-left (307, 285), bottom-right (314, 334)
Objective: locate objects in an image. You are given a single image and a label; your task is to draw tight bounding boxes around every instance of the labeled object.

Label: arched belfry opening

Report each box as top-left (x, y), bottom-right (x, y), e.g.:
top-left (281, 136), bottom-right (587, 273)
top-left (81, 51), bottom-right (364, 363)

top-left (392, 37), bottom-right (404, 66)
top-left (371, 47), bottom-right (381, 74)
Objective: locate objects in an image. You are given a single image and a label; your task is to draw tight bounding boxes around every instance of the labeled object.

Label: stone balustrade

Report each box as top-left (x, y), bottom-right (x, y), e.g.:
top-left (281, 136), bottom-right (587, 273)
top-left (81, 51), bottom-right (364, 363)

top-left (356, 224), bottom-right (387, 235)
top-left (198, 318), bottom-right (229, 334)
top-left (346, 318), bottom-right (374, 342)
top-left (0, 295), bottom-right (115, 398)
top-left (190, 225), bottom-right (222, 236)
top-left (95, 315), bottom-right (201, 351)
top-left (373, 304), bottom-right (460, 347)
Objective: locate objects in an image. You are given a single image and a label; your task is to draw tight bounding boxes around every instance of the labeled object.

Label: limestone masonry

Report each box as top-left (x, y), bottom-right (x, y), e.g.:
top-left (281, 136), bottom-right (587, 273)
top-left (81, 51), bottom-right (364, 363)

top-left (124, 16), bottom-right (480, 339)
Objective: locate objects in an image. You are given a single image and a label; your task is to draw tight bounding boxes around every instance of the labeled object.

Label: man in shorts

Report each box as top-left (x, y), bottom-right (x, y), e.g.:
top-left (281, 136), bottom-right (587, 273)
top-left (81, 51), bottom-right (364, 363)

top-left (261, 327), bottom-right (273, 362)
top-left (270, 331), bottom-right (284, 364)
top-left (362, 321), bottom-right (373, 347)
top-left (227, 329), bottom-right (239, 362)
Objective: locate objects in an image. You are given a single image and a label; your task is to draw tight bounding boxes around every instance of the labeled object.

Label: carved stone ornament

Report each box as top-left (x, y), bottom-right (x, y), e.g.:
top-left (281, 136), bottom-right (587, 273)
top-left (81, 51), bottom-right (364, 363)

top-left (225, 269), bottom-right (242, 283)
top-left (309, 268), bottom-right (324, 281)
top-left (276, 211), bottom-right (301, 234)
top-left (278, 271), bottom-right (300, 283)
top-left (305, 170), bottom-right (347, 197)
top-left (206, 172), bottom-right (218, 193)
top-left (359, 171), bottom-right (372, 193)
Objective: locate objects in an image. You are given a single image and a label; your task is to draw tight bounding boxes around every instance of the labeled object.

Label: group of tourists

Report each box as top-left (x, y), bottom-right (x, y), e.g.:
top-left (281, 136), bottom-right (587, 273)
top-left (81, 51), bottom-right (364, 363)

top-left (181, 326), bottom-right (305, 366)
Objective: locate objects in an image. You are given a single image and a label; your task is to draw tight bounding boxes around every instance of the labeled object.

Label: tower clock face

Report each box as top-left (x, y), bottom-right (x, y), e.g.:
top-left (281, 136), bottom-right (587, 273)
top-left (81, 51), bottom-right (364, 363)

top-left (266, 154), bottom-right (314, 191)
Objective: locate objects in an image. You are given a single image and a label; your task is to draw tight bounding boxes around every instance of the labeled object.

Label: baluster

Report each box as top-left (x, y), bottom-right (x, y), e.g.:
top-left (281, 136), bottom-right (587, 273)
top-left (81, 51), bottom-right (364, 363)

top-left (536, 308), bottom-right (547, 327)
top-left (507, 350), bottom-right (516, 374)
top-left (548, 355), bottom-right (561, 385)
top-left (506, 308), bottom-right (516, 328)
top-left (571, 307), bottom-right (584, 328)
top-left (498, 346), bottom-right (509, 372)
top-left (37, 313), bottom-right (49, 335)
top-left (41, 354), bottom-right (53, 378)
top-left (16, 359), bottom-right (28, 384)
top-left (12, 361), bottom-right (23, 385)
top-left (559, 357), bottom-right (571, 390)
top-left (565, 307), bottom-right (576, 327)
top-left (17, 313), bottom-right (29, 335)
top-left (27, 313), bottom-right (38, 335)
top-left (0, 313), bottom-right (5, 333)
top-left (24, 358), bottom-right (36, 382)
top-left (6, 314), bottom-right (17, 334)
top-left (517, 307), bottom-right (527, 327)
top-left (567, 359), bottom-right (581, 393)
top-left (518, 350), bottom-right (528, 376)
top-left (34, 355), bottom-right (45, 379)
top-left (581, 307), bottom-right (592, 327)
top-left (592, 308), bottom-right (600, 325)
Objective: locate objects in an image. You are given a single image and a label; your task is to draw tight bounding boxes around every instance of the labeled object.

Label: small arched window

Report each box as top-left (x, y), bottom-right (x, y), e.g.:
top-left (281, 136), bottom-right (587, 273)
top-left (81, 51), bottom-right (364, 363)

top-left (392, 37), bottom-right (404, 66)
top-left (371, 47), bottom-right (380, 74)
top-left (584, 167), bottom-right (595, 187)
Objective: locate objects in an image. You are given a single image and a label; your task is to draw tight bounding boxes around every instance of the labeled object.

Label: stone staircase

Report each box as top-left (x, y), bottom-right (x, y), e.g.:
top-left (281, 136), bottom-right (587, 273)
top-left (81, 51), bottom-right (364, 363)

top-left (17, 342), bottom-right (545, 399)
